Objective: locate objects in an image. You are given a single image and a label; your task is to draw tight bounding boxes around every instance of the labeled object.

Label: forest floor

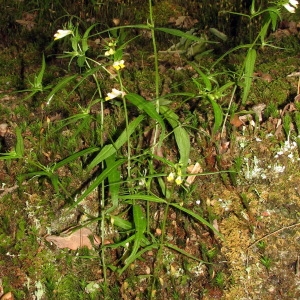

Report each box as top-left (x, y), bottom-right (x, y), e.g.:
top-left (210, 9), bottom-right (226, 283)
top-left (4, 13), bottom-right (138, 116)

top-left (0, 23), bottom-right (300, 300)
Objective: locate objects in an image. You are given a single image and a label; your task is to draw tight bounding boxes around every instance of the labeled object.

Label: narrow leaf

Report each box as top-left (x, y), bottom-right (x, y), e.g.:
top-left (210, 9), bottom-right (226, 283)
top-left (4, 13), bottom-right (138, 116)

top-left (124, 205), bottom-right (147, 265)
top-left (126, 93), bottom-right (165, 143)
top-left (170, 203), bottom-right (223, 239)
top-left (106, 154), bottom-right (121, 213)
top-left (209, 98), bottom-right (223, 135)
top-left (71, 158), bottom-right (126, 208)
top-left (241, 48), bottom-right (256, 104)
top-left (54, 147), bottom-right (99, 170)
top-left (88, 115), bottom-right (144, 170)
top-left (160, 106), bottom-right (190, 167)
top-left (46, 75), bottom-right (77, 105)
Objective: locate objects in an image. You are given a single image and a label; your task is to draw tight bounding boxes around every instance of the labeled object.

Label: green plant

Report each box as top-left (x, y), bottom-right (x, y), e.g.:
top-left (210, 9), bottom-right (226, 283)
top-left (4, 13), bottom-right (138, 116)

top-left (214, 271), bottom-right (226, 288)
top-left (16, 0), bottom-right (297, 298)
top-left (257, 240), bottom-right (267, 250)
top-left (294, 111), bottom-right (300, 136)
top-left (260, 255), bottom-right (272, 271)
top-left (283, 113), bottom-right (292, 139)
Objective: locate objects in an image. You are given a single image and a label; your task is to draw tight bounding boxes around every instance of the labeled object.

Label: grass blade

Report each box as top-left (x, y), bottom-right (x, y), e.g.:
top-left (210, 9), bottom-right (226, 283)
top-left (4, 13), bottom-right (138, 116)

top-left (241, 48), bottom-right (256, 104)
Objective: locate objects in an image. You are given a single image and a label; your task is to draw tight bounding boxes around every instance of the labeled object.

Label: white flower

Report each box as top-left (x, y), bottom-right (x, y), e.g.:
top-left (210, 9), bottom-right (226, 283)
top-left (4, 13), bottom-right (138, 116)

top-left (54, 29), bottom-right (73, 40)
top-left (273, 164), bottom-right (285, 173)
top-left (283, 0), bottom-right (298, 13)
top-left (105, 88), bottom-right (126, 101)
top-left (290, 0), bottom-right (298, 6)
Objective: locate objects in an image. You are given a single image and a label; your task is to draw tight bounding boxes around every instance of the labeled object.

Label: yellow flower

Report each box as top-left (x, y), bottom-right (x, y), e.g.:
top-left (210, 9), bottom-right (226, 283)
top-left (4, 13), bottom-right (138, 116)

top-left (105, 88), bottom-right (126, 101)
top-left (175, 176), bottom-right (183, 185)
top-left (167, 172), bottom-right (175, 182)
top-left (113, 60), bottom-right (125, 70)
top-left (54, 29), bottom-right (73, 40)
top-left (104, 48), bottom-right (115, 56)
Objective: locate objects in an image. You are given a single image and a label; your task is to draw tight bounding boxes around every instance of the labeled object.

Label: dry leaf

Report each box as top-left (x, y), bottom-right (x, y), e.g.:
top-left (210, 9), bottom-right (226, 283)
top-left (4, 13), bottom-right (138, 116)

top-left (0, 292), bottom-right (14, 300)
top-left (15, 20), bottom-right (36, 31)
top-left (212, 219), bottom-right (219, 232)
top-left (230, 114), bottom-right (244, 128)
top-left (169, 16), bottom-right (198, 29)
top-left (185, 162), bottom-right (202, 187)
top-left (252, 103), bottom-right (266, 122)
top-left (46, 227), bottom-right (101, 250)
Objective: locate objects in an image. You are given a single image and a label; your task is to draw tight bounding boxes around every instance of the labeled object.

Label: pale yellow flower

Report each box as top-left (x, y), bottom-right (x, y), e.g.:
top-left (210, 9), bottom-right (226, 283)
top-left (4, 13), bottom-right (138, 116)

top-left (104, 48), bottom-right (115, 56)
top-left (54, 29), bottom-right (73, 40)
top-left (175, 176), bottom-right (183, 185)
top-left (113, 60), bottom-right (125, 70)
top-left (167, 172), bottom-right (175, 182)
top-left (105, 88), bottom-right (126, 101)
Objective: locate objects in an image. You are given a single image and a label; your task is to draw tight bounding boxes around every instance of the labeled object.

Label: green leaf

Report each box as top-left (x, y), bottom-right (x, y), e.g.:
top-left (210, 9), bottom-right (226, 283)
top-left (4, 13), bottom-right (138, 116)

top-left (82, 23), bottom-right (98, 53)
top-left (209, 98), bottom-right (223, 135)
top-left (126, 93), bottom-right (166, 143)
top-left (46, 75), bottom-right (77, 105)
top-left (123, 205), bottom-right (147, 265)
top-left (259, 19), bottom-right (271, 45)
top-left (53, 147), bottom-right (99, 170)
top-left (88, 115), bottom-right (144, 170)
top-left (165, 243), bottom-right (211, 264)
top-left (120, 193), bottom-right (167, 204)
top-left (268, 7), bottom-right (281, 31)
top-left (190, 63), bottom-right (212, 91)
top-left (160, 106), bottom-right (190, 167)
top-left (156, 27), bottom-right (206, 43)
top-left (111, 215), bottom-right (133, 230)
top-left (36, 54), bottom-right (46, 86)
top-left (71, 158), bottom-right (126, 208)
top-left (119, 243), bottom-right (158, 275)
top-left (241, 48), bottom-right (256, 104)
top-left (170, 203), bottom-right (223, 239)
top-left (209, 28), bottom-right (227, 42)
top-left (77, 55), bottom-right (86, 67)
top-left (106, 154), bottom-right (121, 213)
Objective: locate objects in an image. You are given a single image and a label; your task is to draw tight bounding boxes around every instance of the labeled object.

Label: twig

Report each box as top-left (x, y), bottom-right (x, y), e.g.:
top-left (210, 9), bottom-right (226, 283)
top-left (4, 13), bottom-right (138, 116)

top-left (0, 184), bottom-right (19, 200)
top-left (247, 222), bottom-right (300, 249)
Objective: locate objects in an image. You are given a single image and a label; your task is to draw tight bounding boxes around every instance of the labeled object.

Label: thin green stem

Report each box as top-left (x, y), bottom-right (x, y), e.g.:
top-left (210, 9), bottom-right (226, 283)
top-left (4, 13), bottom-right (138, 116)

top-left (150, 200), bottom-right (170, 299)
top-left (148, 0), bottom-right (161, 150)
top-left (117, 71), bottom-right (131, 180)
top-left (78, 38), bottom-right (109, 287)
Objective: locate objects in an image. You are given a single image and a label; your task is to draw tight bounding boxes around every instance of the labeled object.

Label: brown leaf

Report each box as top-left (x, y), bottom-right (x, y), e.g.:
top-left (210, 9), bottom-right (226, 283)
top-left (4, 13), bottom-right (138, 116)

top-left (172, 16), bottom-right (198, 29)
top-left (15, 20), bottom-right (36, 31)
top-left (252, 103), bottom-right (266, 122)
top-left (0, 292), bottom-right (14, 300)
top-left (185, 162), bottom-right (203, 187)
top-left (46, 227), bottom-right (101, 250)
top-left (230, 114), bottom-right (244, 128)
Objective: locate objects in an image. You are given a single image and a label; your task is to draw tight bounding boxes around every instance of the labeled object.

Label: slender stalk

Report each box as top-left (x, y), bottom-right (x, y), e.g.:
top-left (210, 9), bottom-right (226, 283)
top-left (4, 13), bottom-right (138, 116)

top-left (148, 0), bottom-right (161, 150)
top-left (150, 201), bottom-right (170, 299)
top-left (221, 85), bottom-right (237, 137)
top-left (79, 38), bottom-right (109, 288)
top-left (117, 71), bottom-right (131, 180)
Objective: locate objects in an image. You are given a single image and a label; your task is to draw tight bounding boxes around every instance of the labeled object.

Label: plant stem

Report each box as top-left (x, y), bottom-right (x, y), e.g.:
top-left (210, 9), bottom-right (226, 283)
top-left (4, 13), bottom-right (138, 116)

top-left (148, 0), bottom-right (161, 151)
top-left (150, 197), bottom-right (171, 298)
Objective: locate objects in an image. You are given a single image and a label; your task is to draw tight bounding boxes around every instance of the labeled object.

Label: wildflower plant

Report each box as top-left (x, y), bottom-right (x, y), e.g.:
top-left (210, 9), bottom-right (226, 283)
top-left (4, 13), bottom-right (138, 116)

top-left (16, 0), bottom-right (299, 297)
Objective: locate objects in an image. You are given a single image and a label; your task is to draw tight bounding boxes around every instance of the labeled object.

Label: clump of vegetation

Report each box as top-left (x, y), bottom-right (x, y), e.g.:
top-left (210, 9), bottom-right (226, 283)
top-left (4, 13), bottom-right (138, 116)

top-left (1, 0), bottom-right (300, 299)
